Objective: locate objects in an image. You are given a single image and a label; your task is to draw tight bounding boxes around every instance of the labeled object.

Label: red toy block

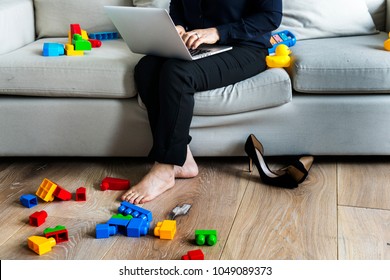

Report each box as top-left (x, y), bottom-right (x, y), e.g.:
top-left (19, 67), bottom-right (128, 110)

top-left (100, 177), bottom-right (130, 191)
top-left (75, 187), bottom-right (86, 201)
top-left (44, 225), bottom-right (69, 244)
top-left (53, 185), bottom-right (72, 201)
top-left (88, 39), bottom-right (102, 48)
top-left (29, 210), bottom-right (48, 227)
top-left (70, 23), bottom-right (82, 38)
top-left (182, 249), bottom-right (204, 260)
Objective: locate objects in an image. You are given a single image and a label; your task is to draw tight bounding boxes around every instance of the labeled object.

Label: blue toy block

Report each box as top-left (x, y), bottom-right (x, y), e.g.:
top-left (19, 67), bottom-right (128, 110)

top-left (126, 218), bottom-right (150, 237)
top-left (96, 224), bottom-right (117, 239)
top-left (107, 214), bottom-right (132, 235)
top-left (20, 194), bottom-right (38, 208)
top-left (42, 42), bottom-right (65, 56)
top-left (88, 31), bottom-right (119, 40)
top-left (118, 201), bottom-right (152, 222)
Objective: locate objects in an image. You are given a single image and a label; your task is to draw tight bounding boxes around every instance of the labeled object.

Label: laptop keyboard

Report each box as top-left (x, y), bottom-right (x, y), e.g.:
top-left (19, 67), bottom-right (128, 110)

top-left (189, 48), bottom-right (211, 57)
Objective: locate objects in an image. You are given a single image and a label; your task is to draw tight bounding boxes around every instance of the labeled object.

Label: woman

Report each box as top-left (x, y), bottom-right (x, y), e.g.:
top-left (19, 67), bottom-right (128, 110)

top-left (122, 0), bottom-right (283, 204)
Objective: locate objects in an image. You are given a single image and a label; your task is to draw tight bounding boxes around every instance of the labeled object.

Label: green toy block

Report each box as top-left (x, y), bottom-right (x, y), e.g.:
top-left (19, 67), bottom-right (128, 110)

top-left (195, 229), bottom-right (218, 246)
top-left (72, 34), bottom-right (92, 51)
top-left (111, 213), bottom-right (133, 220)
top-left (43, 225), bottom-right (66, 235)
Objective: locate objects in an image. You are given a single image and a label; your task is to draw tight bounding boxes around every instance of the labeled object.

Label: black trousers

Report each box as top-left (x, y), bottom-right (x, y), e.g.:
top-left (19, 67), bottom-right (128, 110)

top-left (134, 45), bottom-right (268, 166)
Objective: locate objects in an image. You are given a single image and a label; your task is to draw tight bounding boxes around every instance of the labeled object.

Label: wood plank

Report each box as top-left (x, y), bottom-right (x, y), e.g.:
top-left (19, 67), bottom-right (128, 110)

top-left (338, 206), bottom-right (390, 259)
top-left (221, 160), bottom-right (338, 259)
top-left (338, 158), bottom-right (390, 210)
top-left (102, 158), bottom-right (249, 260)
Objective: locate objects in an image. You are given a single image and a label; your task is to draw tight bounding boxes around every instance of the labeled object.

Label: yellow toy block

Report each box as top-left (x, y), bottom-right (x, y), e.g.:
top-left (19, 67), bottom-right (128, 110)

top-left (154, 220), bottom-right (176, 240)
top-left (65, 43), bottom-right (84, 56)
top-left (36, 178), bottom-right (57, 202)
top-left (28, 236), bottom-right (56, 255)
top-left (68, 29), bottom-right (89, 43)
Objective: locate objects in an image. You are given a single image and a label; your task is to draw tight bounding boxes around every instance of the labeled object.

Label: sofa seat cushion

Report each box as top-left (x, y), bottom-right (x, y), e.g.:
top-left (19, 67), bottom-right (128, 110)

top-left (0, 38), bottom-right (143, 98)
top-left (290, 32), bottom-right (390, 93)
top-left (138, 68), bottom-right (292, 116)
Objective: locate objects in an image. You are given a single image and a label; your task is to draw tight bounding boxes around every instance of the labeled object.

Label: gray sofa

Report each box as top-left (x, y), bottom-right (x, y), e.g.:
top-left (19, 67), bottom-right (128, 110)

top-left (1, 0), bottom-right (390, 157)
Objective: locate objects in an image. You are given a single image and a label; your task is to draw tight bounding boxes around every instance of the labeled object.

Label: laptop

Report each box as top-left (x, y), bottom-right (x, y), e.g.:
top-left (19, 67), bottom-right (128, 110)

top-left (104, 6), bottom-right (232, 61)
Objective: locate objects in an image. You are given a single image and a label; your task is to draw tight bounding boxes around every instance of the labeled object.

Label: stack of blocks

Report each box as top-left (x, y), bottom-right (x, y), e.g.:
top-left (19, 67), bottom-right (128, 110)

top-left (95, 201), bottom-right (152, 238)
top-left (42, 23), bottom-right (104, 57)
top-left (28, 225), bottom-right (69, 255)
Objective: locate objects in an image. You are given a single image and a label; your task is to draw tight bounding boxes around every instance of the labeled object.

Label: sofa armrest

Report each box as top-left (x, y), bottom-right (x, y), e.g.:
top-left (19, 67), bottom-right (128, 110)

top-left (0, 0), bottom-right (35, 55)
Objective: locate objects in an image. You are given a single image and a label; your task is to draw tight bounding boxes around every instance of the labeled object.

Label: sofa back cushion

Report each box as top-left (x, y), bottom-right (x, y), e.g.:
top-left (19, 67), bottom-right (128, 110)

top-left (276, 0), bottom-right (378, 40)
top-left (34, 0), bottom-right (132, 38)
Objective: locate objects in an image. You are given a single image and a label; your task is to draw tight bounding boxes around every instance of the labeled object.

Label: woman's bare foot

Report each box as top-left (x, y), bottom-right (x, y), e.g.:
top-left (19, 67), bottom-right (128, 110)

top-left (174, 146), bottom-right (199, 178)
top-left (121, 162), bottom-right (175, 204)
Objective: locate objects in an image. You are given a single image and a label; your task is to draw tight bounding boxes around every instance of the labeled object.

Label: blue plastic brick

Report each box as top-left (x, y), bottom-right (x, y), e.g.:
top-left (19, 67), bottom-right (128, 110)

top-left (42, 42), bottom-right (65, 56)
top-left (118, 201), bottom-right (152, 222)
top-left (107, 215), bottom-right (132, 235)
top-left (20, 194), bottom-right (38, 208)
top-left (88, 31), bottom-right (119, 40)
top-left (96, 224), bottom-right (117, 239)
top-left (126, 218), bottom-right (150, 237)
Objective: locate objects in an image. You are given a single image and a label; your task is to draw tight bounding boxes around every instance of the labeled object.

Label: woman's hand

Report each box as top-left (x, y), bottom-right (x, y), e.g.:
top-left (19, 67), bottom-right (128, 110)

top-left (175, 25), bottom-right (186, 37)
top-left (181, 27), bottom-right (220, 49)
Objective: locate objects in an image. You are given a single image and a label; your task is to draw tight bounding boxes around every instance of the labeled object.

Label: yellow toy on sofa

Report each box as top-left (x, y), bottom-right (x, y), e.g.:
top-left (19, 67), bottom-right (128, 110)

top-left (266, 44), bottom-right (292, 68)
top-left (384, 32), bottom-right (390, 51)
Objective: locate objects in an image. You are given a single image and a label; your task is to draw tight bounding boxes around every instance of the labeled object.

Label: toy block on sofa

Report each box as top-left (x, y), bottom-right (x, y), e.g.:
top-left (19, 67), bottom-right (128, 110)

top-left (88, 39), bottom-right (102, 48)
top-left (88, 31), bottom-right (119, 40)
top-left (29, 210), bottom-right (48, 227)
top-left (195, 229), bottom-right (218, 246)
top-left (117, 201), bottom-right (152, 221)
top-left (36, 178), bottom-right (58, 202)
top-left (27, 236), bottom-right (56, 255)
top-left (42, 42), bottom-right (65, 56)
top-left (65, 43), bottom-right (84, 56)
top-left (126, 217), bottom-right (150, 237)
top-left (182, 249), bottom-right (204, 260)
top-left (96, 224), bottom-right (117, 239)
top-left (20, 194), bottom-right (38, 208)
top-left (107, 214), bottom-right (133, 235)
top-left (75, 187), bottom-right (86, 201)
top-left (53, 185), bottom-right (72, 201)
top-left (100, 177), bottom-right (130, 191)
top-left (70, 23), bottom-right (81, 38)
top-left (72, 34), bottom-right (92, 51)
top-left (44, 225), bottom-right (69, 243)
top-left (154, 220), bottom-right (176, 240)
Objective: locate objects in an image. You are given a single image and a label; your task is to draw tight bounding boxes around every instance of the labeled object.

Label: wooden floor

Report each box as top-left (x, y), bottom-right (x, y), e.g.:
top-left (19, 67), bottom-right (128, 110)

top-left (0, 156), bottom-right (389, 260)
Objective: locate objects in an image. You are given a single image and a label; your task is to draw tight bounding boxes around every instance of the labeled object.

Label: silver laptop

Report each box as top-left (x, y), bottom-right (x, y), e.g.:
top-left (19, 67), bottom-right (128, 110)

top-left (104, 6), bottom-right (232, 61)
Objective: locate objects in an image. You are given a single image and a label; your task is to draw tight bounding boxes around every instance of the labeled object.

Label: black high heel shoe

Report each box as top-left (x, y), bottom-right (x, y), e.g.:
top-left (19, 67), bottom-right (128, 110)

top-left (244, 134), bottom-right (314, 189)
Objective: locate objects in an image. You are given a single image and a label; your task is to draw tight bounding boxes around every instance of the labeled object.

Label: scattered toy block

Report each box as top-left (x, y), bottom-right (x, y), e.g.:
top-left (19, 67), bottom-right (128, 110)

top-left (195, 229), bottom-right (218, 246)
top-left (88, 31), bottom-right (119, 40)
top-left (53, 185), bottom-right (72, 201)
top-left (36, 178), bottom-right (58, 202)
top-left (20, 194), bottom-right (38, 208)
top-left (29, 210), bottom-right (48, 227)
top-left (154, 220), bottom-right (176, 240)
top-left (126, 217), bottom-right (150, 237)
top-left (28, 236), bottom-right (56, 255)
top-left (44, 225), bottom-right (69, 243)
top-left (88, 39), bottom-right (102, 48)
top-left (182, 249), bottom-right (204, 260)
top-left (107, 214), bottom-right (133, 235)
top-left (72, 34), bottom-right (92, 51)
top-left (100, 177), bottom-right (130, 191)
top-left (96, 224), bottom-right (117, 239)
top-left (65, 43), bottom-right (84, 56)
top-left (118, 201), bottom-right (152, 221)
top-left (42, 42), bottom-right (65, 56)
top-left (75, 187), bottom-right (86, 201)
top-left (70, 23), bottom-right (81, 38)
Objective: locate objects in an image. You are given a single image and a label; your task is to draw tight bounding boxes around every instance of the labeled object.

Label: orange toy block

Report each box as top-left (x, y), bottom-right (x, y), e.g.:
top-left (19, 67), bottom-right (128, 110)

top-left (154, 220), bottom-right (176, 240)
top-left (36, 178), bottom-right (58, 202)
top-left (27, 236), bottom-right (56, 255)
top-left (65, 43), bottom-right (84, 56)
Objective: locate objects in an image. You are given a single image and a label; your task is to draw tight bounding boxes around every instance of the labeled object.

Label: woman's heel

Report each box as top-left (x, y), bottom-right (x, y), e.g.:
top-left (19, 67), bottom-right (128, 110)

top-left (248, 157), bottom-right (253, 172)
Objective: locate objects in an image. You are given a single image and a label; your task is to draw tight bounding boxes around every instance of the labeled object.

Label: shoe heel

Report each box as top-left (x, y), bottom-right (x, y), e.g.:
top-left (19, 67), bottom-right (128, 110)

top-left (248, 157), bottom-right (253, 172)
